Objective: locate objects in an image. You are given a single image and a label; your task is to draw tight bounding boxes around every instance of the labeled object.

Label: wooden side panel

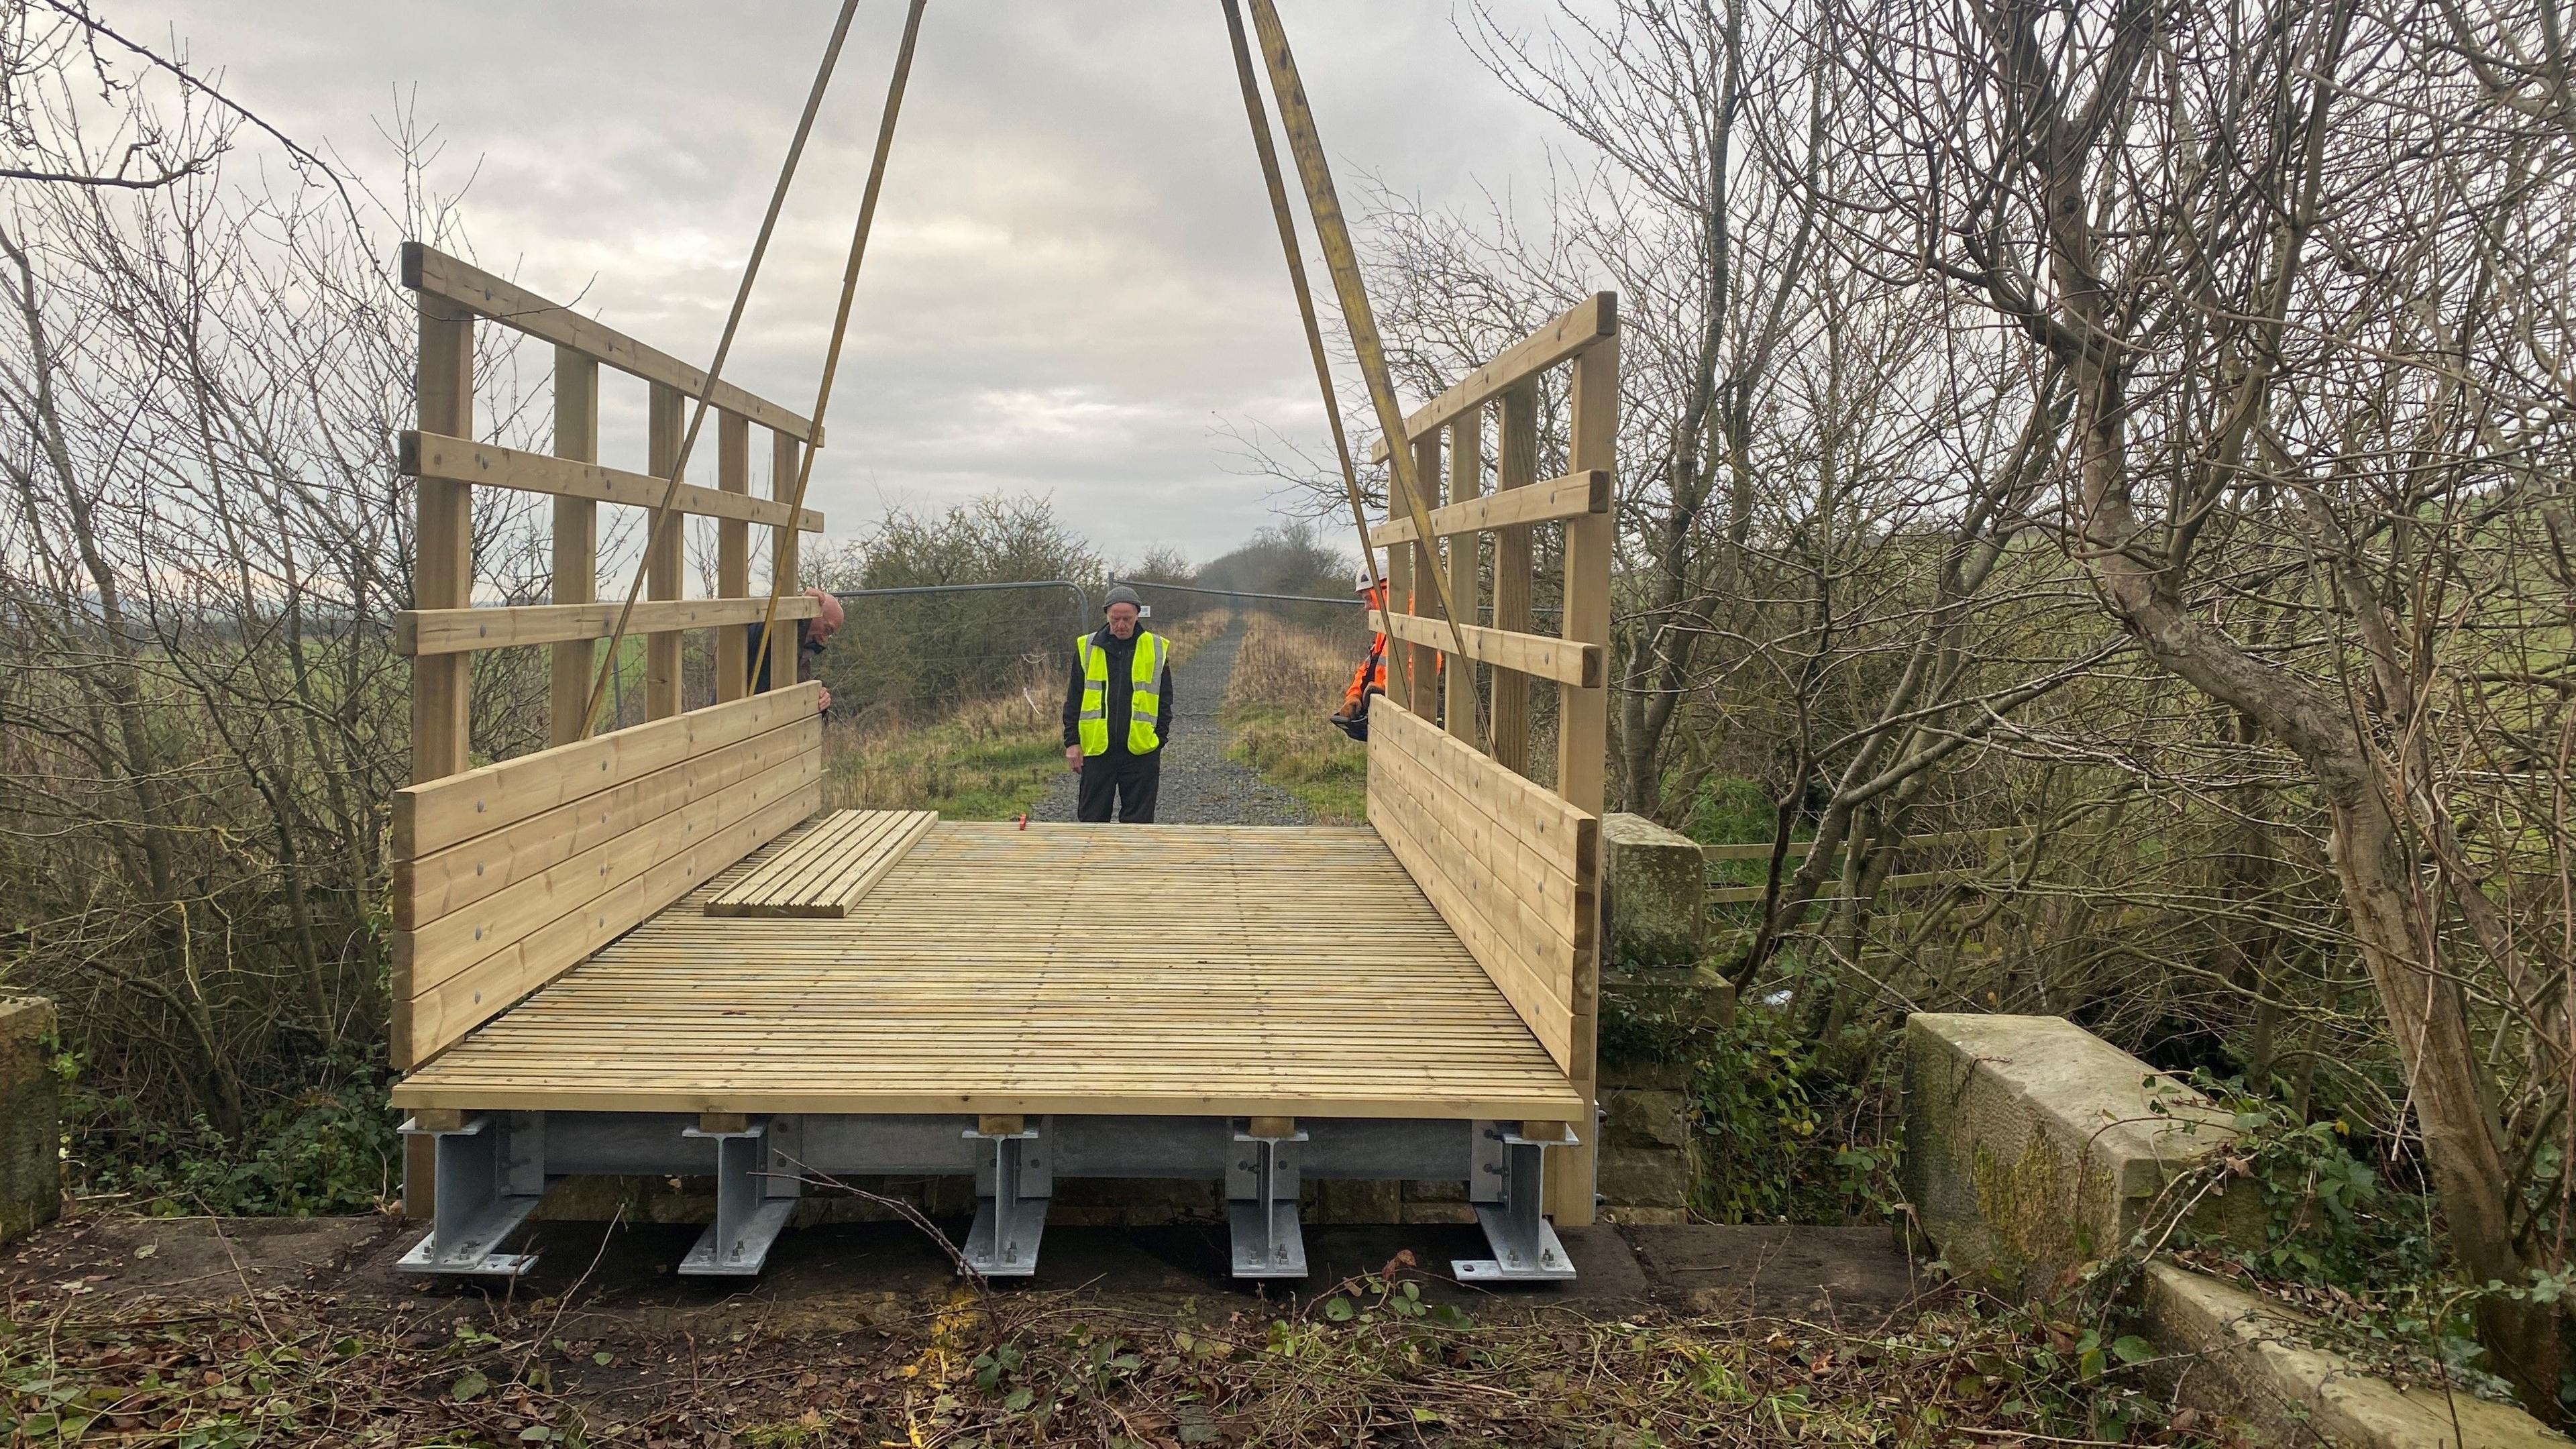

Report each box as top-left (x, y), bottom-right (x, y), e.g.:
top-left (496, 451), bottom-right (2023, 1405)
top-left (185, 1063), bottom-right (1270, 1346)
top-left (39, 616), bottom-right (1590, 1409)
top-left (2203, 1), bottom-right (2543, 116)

top-left (394, 684), bottom-right (822, 858)
top-left (394, 758), bottom-right (820, 1071)
top-left (395, 737), bottom-right (820, 1004)
top-left (396, 711), bottom-right (824, 927)
top-left (1366, 696), bottom-right (1593, 1071)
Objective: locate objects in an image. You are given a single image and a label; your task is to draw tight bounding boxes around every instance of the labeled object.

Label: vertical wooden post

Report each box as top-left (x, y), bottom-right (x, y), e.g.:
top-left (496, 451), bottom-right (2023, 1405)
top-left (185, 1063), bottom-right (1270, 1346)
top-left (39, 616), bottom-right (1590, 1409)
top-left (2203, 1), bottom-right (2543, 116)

top-left (769, 429), bottom-right (804, 689)
top-left (1408, 433), bottom-right (1444, 718)
top-left (1491, 382), bottom-right (1538, 774)
top-left (547, 347), bottom-right (599, 746)
top-left (1385, 458), bottom-right (1414, 706)
top-left (405, 297), bottom-right (473, 1220)
top-left (645, 382), bottom-right (685, 719)
top-left (1547, 333), bottom-right (1617, 1226)
top-left (1444, 411), bottom-right (1483, 747)
top-left (715, 413), bottom-right (751, 704)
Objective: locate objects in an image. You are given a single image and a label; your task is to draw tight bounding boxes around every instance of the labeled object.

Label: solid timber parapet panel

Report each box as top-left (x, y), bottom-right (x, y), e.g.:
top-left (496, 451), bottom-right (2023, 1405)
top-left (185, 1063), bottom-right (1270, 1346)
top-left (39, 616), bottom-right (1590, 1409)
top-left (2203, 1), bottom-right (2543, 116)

top-left (707, 809), bottom-right (937, 917)
top-left (1365, 696), bottom-right (1595, 1072)
top-left (389, 686), bottom-right (826, 1071)
top-left (392, 823), bottom-right (1584, 1122)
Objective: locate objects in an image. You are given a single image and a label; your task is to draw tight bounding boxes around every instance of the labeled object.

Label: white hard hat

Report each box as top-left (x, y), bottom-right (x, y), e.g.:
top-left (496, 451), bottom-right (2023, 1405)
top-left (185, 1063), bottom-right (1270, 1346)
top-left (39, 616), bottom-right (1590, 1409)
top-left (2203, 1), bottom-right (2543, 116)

top-left (1354, 567), bottom-right (1374, 593)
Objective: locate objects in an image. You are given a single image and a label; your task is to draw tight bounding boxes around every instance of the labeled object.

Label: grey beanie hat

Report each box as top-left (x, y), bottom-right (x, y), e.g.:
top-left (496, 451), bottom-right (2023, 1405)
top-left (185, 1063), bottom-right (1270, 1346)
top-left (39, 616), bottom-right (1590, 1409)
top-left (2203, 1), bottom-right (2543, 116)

top-left (1103, 584), bottom-right (1143, 612)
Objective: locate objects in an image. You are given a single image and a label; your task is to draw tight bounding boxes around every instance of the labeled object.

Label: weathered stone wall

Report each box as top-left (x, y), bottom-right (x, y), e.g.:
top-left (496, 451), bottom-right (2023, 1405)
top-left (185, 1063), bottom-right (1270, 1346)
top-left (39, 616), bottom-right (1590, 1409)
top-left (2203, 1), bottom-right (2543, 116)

top-left (1903, 1013), bottom-right (2252, 1293)
top-left (1, 996), bottom-right (62, 1246)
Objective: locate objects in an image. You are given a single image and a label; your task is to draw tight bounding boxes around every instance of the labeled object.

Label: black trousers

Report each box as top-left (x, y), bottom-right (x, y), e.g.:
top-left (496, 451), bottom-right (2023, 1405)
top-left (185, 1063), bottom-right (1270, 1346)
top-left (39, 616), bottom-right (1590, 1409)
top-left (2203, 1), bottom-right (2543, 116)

top-left (1075, 751), bottom-right (1161, 823)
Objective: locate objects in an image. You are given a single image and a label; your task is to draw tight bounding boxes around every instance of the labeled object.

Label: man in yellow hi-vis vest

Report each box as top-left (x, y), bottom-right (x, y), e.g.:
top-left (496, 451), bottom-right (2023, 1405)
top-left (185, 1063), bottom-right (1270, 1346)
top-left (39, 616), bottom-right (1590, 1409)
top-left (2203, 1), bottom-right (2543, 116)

top-left (1061, 585), bottom-right (1174, 822)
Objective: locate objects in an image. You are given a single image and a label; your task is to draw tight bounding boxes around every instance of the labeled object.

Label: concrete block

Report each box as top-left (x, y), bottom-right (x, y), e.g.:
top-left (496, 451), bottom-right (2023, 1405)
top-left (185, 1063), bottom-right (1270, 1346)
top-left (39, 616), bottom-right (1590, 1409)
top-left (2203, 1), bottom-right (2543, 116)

top-left (1403, 1178), bottom-right (1466, 1203)
top-left (1904, 1013), bottom-right (2255, 1293)
top-left (1603, 812), bottom-right (1707, 967)
top-left (1400, 1201), bottom-right (1479, 1225)
top-left (1, 996), bottom-right (60, 1246)
top-left (2143, 1261), bottom-right (2569, 1448)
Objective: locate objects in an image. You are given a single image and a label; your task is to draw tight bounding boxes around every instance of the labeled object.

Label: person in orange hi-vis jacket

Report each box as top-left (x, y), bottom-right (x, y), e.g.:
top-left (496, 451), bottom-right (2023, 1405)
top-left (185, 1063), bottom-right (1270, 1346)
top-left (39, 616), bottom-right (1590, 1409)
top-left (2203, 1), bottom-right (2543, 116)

top-left (1331, 569), bottom-right (1441, 741)
top-left (1329, 572), bottom-right (1390, 740)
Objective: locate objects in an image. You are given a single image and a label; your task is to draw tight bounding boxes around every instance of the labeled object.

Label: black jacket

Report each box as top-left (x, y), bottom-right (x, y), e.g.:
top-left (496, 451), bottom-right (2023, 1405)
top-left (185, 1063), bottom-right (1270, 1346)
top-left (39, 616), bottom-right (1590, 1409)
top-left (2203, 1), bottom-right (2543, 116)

top-left (745, 618), bottom-right (823, 696)
top-left (1062, 627), bottom-right (1175, 757)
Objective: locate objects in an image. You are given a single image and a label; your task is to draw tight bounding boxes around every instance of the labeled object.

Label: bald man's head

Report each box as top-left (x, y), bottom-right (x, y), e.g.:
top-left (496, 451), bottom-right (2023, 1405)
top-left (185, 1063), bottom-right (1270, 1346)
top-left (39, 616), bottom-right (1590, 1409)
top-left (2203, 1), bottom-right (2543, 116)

top-left (808, 587), bottom-right (845, 643)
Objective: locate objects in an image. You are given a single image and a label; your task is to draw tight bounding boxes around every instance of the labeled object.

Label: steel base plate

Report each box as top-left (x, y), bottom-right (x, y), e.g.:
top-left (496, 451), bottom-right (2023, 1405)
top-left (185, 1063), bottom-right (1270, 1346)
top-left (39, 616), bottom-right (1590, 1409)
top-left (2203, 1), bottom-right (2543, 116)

top-left (679, 1198), bottom-right (797, 1278)
top-left (1226, 1200), bottom-right (1308, 1279)
top-left (396, 1234), bottom-right (540, 1279)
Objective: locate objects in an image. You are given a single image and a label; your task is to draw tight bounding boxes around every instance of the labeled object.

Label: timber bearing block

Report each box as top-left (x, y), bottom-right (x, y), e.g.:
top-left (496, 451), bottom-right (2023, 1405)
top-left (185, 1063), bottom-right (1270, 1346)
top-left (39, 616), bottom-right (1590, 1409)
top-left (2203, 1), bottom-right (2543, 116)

top-left (1454, 1123), bottom-right (1577, 1283)
top-left (397, 1112), bottom-right (547, 1277)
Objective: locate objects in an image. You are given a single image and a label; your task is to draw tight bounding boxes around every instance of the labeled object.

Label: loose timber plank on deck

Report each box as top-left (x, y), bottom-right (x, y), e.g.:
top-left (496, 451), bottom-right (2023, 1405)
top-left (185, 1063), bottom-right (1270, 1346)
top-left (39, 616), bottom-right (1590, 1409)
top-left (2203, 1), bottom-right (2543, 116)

top-left (706, 808), bottom-right (936, 918)
top-left (396, 822), bottom-right (1581, 1122)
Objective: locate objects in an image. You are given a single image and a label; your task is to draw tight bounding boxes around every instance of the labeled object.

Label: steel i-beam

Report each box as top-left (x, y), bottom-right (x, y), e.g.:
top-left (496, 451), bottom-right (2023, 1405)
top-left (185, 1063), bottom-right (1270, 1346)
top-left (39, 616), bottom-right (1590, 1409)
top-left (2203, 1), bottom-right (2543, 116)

top-left (396, 1112), bottom-right (547, 1277)
top-left (1453, 1122), bottom-right (1577, 1283)
top-left (1226, 1118), bottom-right (1308, 1279)
top-left (963, 1116), bottom-right (1050, 1277)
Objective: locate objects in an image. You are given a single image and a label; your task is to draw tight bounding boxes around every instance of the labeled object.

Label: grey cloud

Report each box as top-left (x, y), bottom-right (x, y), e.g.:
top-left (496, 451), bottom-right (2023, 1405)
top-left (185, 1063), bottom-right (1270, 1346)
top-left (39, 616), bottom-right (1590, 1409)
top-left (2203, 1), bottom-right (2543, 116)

top-left (137, 0), bottom-right (1576, 561)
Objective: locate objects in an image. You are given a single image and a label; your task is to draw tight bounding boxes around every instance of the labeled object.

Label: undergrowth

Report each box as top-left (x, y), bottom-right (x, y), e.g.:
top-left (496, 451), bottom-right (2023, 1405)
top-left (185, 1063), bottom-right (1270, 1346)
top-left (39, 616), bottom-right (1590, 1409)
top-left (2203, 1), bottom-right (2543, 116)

top-left (0, 1252), bottom-right (2245, 1446)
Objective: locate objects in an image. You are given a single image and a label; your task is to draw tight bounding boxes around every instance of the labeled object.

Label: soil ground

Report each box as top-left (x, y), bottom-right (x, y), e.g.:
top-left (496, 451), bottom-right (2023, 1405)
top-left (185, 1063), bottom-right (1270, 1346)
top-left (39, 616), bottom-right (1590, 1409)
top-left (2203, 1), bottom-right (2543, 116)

top-left (2, 1207), bottom-right (1955, 1446)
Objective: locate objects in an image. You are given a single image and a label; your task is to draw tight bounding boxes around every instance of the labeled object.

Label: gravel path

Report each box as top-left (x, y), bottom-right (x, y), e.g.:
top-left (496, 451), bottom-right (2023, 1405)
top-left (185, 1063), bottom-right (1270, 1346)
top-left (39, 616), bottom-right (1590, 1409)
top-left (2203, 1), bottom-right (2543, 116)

top-left (1028, 618), bottom-right (1314, 825)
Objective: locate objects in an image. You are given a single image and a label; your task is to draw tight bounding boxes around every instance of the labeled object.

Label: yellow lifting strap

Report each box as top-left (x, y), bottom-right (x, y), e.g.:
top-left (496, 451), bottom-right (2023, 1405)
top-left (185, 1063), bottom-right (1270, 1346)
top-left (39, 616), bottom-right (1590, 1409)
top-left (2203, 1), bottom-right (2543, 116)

top-left (580, 0), bottom-right (875, 736)
top-left (749, 0), bottom-right (931, 698)
top-left (590, 0), bottom-right (1461, 733)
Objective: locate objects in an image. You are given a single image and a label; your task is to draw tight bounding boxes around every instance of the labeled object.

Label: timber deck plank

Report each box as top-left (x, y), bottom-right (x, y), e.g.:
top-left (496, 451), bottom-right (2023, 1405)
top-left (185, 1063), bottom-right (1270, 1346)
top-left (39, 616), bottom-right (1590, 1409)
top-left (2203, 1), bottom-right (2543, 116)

top-left (704, 808), bottom-right (936, 917)
top-left (394, 822), bottom-right (1584, 1120)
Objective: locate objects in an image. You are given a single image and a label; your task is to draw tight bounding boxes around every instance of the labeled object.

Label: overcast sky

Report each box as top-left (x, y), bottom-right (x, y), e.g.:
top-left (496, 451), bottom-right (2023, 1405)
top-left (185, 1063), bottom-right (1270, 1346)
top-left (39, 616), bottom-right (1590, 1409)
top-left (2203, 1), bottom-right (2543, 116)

top-left (125, 1), bottom-right (1587, 567)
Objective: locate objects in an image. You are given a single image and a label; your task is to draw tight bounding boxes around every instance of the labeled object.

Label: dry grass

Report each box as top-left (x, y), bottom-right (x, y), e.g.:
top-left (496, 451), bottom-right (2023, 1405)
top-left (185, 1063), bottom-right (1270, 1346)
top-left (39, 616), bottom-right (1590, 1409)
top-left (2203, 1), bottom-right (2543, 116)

top-left (1222, 614), bottom-right (1371, 824)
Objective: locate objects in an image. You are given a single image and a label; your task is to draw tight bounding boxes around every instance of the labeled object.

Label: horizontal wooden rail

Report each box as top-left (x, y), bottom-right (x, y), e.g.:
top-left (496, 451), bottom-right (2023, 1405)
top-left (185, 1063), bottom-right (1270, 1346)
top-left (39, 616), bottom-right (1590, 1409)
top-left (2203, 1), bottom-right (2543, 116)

top-left (1369, 469), bottom-right (1608, 547)
top-left (1368, 293), bottom-right (1615, 462)
top-left (1701, 826), bottom-right (2036, 863)
top-left (397, 594), bottom-right (823, 657)
top-left (400, 432), bottom-right (824, 531)
top-left (402, 244), bottom-right (818, 442)
top-left (1373, 608), bottom-right (1601, 687)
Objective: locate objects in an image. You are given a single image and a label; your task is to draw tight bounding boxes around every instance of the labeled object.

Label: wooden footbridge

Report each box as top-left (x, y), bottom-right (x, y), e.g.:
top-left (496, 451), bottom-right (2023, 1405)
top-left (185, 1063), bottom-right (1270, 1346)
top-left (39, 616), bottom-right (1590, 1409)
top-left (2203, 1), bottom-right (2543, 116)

top-left (385, 1), bottom-right (1619, 1285)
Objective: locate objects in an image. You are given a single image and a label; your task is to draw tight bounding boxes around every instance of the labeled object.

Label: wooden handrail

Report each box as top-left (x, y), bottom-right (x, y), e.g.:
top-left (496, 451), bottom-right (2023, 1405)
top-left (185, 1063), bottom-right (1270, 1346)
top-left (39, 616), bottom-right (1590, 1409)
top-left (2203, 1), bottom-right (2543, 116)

top-left (401, 244), bottom-right (820, 443)
top-left (1367, 293), bottom-right (1615, 462)
top-left (1370, 468), bottom-right (1608, 546)
top-left (399, 431), bottom-right (824, 531)
top-left (397, 595), bottom-right (822, 657)
top-left (1373, 608), bottom-right (1601, 688)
